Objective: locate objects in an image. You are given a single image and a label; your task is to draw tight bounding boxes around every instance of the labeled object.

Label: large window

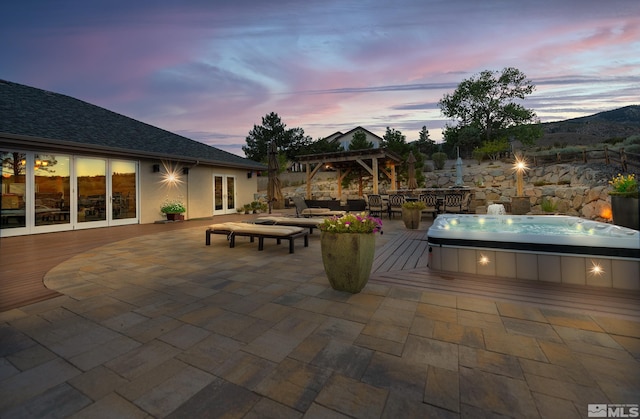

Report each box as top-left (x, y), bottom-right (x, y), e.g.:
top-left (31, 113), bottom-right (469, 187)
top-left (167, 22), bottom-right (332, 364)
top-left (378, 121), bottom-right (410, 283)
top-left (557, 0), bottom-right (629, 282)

top-left (1, 150), bottom-right (138, 236)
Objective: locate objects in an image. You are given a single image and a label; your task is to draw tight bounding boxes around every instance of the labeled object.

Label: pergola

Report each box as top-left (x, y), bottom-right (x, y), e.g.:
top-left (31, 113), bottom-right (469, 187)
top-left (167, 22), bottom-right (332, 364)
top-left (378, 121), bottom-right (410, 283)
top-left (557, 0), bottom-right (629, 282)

top-left (296, 148), bottom-right (404, 199)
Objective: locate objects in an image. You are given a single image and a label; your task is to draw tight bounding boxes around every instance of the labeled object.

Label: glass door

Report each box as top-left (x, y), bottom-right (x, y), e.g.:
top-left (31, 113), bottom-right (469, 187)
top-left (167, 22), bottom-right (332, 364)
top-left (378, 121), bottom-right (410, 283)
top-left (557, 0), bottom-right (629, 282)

top-left (34, 154), bottom-right (71, 233)
top-left (76, 157), bottom-right (108, 228)
top-left (213, 174), bottom-right (236, 215)
top-left (110, 160), bottom-right (137, 225)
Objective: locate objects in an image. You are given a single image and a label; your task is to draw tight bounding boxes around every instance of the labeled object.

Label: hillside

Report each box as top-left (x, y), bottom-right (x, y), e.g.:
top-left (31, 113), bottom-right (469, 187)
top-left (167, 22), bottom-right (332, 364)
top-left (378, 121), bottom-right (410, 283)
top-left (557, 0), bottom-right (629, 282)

top-left (538, 105), bottom-right (640, 147)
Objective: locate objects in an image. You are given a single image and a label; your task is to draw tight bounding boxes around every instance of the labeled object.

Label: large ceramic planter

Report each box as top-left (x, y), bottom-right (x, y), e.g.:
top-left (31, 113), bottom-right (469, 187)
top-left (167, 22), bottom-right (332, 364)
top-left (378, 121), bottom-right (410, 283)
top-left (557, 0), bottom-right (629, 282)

top-left (320, 232), bottom-right (376, 293)
top-left (402, 208), bottom-right (421, 229)
top-left (611, 195), bottom-right (639, 230)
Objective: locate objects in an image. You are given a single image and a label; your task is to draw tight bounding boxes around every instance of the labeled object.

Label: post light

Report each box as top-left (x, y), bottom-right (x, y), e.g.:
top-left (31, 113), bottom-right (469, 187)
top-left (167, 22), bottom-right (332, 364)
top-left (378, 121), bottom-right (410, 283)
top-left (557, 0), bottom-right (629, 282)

top-left (514, 157), bottom-right (528, 197)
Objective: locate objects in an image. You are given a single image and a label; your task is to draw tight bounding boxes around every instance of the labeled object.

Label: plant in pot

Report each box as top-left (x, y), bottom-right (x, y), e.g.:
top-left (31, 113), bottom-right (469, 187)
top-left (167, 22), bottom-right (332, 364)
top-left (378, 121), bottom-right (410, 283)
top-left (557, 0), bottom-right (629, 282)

top-left (160, 198), bottom-right (186, 221)
top-left (319, 212), bottom-right (383, 293)
top-left (401, 201), bottom-right (426, 229)
top-left (609, 173), bottom-right (639, 230)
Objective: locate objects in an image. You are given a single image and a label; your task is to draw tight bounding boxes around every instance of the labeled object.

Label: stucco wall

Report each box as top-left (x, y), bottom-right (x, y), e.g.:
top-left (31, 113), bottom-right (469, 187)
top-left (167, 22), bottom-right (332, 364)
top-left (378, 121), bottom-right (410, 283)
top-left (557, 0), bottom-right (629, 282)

top-left (139, 160), bottom-right (258, 223)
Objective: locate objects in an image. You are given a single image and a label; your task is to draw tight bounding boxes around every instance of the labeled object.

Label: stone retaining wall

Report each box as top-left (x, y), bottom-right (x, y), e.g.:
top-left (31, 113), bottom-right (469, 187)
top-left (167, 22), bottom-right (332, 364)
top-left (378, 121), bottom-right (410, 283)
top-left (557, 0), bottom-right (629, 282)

top-left (266, 162), bottom-right (620, 222)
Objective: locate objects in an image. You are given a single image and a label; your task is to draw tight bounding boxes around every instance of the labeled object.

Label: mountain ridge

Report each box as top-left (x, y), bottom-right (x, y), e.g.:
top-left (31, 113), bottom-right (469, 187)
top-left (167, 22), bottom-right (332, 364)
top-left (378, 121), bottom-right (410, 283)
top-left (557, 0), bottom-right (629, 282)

top-left (539, 105), bottom-right (640, 146)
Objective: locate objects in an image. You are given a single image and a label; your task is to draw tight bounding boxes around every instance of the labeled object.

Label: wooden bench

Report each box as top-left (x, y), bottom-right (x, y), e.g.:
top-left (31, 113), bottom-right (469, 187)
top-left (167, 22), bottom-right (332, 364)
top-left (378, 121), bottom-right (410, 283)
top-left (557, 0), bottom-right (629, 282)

top-left (205, 222), bottom-right (309, 253)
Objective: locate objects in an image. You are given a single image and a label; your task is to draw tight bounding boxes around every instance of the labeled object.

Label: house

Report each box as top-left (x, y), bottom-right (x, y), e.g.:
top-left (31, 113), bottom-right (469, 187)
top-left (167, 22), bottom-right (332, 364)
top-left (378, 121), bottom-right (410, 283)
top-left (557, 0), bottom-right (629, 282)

top-left (0, 80), bottom-right (265, 237)
top-left (326, 126), bottom-right (383, 150)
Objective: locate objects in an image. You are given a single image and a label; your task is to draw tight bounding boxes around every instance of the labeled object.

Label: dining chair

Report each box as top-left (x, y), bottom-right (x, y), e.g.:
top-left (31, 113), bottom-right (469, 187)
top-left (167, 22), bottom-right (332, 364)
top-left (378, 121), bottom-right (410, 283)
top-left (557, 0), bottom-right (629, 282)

top-left (367, 194), bottom-right (384, 218)
top-left (387, 194), bottom-right (406, 218)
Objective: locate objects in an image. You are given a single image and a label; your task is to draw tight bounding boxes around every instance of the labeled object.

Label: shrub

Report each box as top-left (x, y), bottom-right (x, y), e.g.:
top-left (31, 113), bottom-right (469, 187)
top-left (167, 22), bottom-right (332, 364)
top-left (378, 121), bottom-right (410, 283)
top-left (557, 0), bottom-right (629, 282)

top-left (432, 152), bottom-right (447, 170)
top-left (540, 197), bottom-right (557, 213)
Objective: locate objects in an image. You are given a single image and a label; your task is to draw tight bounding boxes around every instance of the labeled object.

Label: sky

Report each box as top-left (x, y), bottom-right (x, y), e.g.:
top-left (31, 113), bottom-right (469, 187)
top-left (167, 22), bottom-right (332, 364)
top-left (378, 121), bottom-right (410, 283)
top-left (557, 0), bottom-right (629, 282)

top-left (2, 0), bottom-right (640, 156)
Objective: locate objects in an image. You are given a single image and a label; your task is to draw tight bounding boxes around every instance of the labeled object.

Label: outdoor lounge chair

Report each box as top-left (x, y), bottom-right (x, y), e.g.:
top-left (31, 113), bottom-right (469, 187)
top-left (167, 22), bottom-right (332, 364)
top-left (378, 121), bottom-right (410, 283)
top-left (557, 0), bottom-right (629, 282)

top-left (205, 222), bottom-right (309, 253)
top-left (254, 216), bottom-right (323, 234)
top-left (291, 196), bottom-right (346, 218)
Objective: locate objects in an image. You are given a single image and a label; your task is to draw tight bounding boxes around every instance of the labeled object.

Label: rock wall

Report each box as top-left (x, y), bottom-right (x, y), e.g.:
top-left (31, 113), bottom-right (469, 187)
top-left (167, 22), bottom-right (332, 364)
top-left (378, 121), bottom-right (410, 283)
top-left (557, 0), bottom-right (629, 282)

top-left (422, 162), bottom-right (615, 221)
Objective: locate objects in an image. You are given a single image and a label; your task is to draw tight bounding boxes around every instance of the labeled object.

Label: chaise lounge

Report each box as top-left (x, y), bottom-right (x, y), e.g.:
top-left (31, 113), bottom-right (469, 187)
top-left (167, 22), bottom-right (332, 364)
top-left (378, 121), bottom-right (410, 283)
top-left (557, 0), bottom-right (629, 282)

top-left (254, 216), bottom-right (323, 234)
top-left (205, 222), bottom-right (309, 253)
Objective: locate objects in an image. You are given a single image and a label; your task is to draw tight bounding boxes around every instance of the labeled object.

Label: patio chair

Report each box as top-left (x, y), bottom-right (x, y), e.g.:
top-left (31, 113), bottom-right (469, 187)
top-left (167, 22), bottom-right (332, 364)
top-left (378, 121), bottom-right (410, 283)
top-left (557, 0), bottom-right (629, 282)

top-left (387, 194), bottom-right (406, 218)
top-left (418, 192), bottom-right (439, 218)
top-left (367, 194), bottom-right (384, 218)
top-left (291, 196), bottom-right (345, 218)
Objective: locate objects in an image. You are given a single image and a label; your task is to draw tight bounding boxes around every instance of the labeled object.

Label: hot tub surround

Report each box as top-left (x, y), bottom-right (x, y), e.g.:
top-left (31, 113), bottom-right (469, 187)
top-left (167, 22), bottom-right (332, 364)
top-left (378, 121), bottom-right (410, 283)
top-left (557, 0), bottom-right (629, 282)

top-left (427, 214), bottom-right (640, 290)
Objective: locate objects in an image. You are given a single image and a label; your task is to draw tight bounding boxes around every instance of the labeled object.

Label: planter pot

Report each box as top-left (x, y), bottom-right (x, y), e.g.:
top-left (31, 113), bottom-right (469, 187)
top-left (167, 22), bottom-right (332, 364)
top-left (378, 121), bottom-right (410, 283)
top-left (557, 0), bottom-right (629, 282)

top-left (611, 195), bottom-right (639, 230)
top-left (320, 232), bottom-right (376, 293)
top-left (511, 196), bottom-right (531, 215)
top-left (166, 213), bottom-right (184, 221)
top-left (402, 208), bottom-right (421, 229)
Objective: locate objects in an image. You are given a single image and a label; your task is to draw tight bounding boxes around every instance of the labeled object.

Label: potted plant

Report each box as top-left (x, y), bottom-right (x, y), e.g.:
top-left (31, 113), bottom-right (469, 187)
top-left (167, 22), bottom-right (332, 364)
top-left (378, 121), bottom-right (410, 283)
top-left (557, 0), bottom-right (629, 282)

top-left (401, 201), bottom-right (426, 229)
top-left (319, 212), bottom-right (383, 293)
top-left (609, 174), bottom-right (639, 230)
top-left (160, 198), bottom-right (186, 221)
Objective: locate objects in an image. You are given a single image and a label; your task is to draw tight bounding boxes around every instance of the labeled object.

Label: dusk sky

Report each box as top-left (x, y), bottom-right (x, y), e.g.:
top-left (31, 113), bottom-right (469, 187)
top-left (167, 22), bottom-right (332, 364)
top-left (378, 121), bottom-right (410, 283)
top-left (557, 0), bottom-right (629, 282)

top-left (3, 0), bottom-right (639, 156)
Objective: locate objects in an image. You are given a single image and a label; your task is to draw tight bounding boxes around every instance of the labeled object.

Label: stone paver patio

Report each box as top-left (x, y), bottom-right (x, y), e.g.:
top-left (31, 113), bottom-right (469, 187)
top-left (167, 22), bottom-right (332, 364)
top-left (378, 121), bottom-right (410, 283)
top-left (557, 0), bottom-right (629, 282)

top-left (1, 218), bottom-right (639, 418)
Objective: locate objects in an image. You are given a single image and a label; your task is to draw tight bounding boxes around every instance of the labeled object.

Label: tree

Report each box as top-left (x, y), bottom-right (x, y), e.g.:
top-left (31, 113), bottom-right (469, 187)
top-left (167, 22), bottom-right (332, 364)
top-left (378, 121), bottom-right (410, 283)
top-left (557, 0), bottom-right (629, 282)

top-left (298, 137), bottom-right (343, 155)
top-left (415, 126), bottom-right (436, 156)
top-left (349, 130), bottom-right (374, 150)
top-left (381, 127), bottom-right (425, 188)
top-left (381, 127), bottom-right (409, 155)
top-left (438, 67), bottom-right (540, 154)
top-left (478, 138), bottom-right (510, 161)
top-left (243, 112), bottom-right (312, 162)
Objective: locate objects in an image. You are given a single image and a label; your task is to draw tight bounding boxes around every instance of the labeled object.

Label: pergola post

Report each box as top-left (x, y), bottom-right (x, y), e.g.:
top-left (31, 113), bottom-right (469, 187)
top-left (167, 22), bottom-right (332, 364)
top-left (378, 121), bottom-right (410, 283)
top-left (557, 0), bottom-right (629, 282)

top-left (305, 162), bottom-right (311, 199)
top-left (372, 157), bottom-right (379, 194)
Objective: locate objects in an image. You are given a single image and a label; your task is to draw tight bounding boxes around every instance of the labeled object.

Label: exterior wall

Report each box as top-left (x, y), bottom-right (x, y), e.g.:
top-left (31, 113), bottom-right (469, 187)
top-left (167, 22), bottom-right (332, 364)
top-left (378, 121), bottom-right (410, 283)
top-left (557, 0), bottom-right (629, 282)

top-left (140, 160), bottom-right (258, 223)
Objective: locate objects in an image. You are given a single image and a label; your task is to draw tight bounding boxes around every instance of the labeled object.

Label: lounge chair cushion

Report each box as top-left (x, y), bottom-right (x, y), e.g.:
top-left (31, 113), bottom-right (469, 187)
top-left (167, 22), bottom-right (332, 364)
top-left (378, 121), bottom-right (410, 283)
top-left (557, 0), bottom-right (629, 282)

top-left (205, 222), bottom-right (308, 253)
top-left (208, 222), bottom-right (303, 236)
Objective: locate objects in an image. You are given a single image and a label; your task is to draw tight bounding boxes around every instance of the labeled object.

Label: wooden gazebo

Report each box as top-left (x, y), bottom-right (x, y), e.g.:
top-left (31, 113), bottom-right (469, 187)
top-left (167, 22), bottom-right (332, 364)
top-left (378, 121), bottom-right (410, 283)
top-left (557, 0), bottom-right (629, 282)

top-left (296, 148), bottom-right (403, 199)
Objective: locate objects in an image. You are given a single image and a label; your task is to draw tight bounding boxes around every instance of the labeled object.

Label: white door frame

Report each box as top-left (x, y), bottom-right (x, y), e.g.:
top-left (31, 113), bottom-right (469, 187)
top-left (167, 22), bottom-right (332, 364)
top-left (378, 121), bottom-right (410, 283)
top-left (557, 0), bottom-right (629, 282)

top-left (213, 174), bottom-right (237, 215)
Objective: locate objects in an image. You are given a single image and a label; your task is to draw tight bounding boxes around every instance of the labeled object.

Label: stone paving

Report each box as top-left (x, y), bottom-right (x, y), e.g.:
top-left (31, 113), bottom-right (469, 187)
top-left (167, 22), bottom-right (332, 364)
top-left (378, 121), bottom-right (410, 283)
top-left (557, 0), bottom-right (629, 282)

top-left (1, 219), bottom-right (639, 418)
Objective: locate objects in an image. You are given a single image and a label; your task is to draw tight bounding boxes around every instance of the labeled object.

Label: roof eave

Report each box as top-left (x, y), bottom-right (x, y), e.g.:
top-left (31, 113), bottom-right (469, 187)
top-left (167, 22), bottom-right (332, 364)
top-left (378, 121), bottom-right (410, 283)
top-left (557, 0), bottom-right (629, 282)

top-left (0, 132), bottom-right (266, 170)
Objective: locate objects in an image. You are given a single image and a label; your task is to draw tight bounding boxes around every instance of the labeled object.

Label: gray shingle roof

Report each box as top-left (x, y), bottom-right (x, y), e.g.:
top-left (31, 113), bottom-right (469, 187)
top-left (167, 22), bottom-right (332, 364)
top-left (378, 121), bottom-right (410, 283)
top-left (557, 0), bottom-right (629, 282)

top-left (0, 80), bottom-right (264, 170)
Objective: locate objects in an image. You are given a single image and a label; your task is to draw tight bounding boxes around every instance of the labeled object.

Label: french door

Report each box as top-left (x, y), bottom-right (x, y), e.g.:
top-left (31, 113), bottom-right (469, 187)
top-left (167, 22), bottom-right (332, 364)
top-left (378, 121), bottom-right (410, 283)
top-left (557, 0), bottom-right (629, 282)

top-left (75, 157), bottom-right (138, 229)
top-left (213, 174), bottom-right (236, 215)
top-left (1, 150), bottom-right (138, 236)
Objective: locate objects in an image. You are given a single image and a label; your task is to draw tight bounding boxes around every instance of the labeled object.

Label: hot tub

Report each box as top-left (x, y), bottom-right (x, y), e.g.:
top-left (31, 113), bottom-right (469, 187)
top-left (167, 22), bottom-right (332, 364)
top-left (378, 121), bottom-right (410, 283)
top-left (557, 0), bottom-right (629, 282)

top-left (427, 214), bottom-right (640, 290)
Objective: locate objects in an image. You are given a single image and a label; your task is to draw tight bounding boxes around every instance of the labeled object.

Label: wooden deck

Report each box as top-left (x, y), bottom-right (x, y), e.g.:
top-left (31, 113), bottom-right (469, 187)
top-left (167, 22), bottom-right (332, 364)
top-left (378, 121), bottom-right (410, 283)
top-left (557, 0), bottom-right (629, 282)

top-left (0, 218), bottom-right (220, 312)
top-left (370, 227), bottom-right (640, 320)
